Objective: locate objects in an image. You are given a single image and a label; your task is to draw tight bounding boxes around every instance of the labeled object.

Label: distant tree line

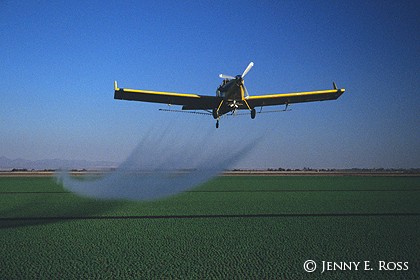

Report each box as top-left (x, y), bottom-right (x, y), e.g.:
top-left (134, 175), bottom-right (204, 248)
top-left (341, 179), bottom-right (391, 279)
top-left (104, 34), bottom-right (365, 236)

top-left (231, 168), bottom-right (420, 173)
top-left (10, 168), bottom-right (56, 172)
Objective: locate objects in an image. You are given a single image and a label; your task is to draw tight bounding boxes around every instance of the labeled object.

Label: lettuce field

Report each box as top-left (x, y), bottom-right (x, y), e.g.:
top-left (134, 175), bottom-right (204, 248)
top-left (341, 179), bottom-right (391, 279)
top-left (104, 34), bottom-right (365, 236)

top-left (0, 175), bottom-right (419, 279)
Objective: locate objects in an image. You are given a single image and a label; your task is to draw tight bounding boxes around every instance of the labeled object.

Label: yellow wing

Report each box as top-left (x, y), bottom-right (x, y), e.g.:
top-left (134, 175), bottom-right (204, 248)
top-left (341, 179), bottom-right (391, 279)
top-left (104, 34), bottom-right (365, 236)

top-left (247, 87), bottom-right (345, 108)
top-left (114, 81), bottom-right (221, 110)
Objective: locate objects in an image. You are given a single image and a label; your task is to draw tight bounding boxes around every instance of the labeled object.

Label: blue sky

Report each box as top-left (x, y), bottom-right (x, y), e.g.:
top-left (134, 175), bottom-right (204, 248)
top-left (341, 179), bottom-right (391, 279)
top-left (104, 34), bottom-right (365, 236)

top-left (1, 1), bottom-right (419, 168)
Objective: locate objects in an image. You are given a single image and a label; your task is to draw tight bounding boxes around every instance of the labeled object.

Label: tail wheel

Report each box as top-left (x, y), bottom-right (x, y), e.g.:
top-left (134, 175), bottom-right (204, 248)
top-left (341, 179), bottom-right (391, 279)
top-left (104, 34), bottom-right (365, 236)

top-left (216, 120), bottom-right (219, 128)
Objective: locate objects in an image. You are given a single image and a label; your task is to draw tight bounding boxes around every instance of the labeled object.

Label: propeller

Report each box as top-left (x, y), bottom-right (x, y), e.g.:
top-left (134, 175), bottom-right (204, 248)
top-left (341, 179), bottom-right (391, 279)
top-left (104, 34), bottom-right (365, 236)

top-left (218, 74), bottom-right (235, 80)
top-left (241, 62), bottom-right (254, 78)
top-left (243, 82), bottom-right (250, 99)
top-left (219, 61), bottom-right (254, 80)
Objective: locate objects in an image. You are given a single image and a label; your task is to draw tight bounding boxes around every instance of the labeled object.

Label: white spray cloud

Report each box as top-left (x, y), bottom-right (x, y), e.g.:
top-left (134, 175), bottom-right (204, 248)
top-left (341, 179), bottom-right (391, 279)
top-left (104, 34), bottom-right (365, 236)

top-left (56, 118), bottom-right (260, 201)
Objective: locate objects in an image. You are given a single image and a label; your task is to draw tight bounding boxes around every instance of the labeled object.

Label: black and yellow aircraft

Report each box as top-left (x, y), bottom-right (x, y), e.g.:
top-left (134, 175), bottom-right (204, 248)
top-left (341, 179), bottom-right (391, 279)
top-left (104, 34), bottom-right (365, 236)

top-left (114, 62), bottom-right (345, 128)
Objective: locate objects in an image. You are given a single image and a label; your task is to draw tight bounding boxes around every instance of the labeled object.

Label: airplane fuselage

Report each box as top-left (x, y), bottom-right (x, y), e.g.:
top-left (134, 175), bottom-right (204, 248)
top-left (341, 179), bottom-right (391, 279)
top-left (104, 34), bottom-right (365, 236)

top-left (216, 76), bottom-right (245, 101)
top-left (212, 76), bottom-right (253, 124)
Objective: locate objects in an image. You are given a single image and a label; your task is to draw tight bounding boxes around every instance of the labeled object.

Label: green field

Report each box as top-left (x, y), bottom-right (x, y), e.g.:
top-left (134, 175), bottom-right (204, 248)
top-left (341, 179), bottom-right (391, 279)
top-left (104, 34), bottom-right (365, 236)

top-left (0, 175), bottom-right (419, 279)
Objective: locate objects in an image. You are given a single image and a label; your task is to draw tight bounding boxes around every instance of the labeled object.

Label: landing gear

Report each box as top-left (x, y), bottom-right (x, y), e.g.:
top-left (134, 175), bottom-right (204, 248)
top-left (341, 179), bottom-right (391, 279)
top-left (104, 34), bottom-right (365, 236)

top-left (212, 108), bottom-right (218, 119)
top-left (213, 108), bottom-right (220, 128)
top-left (251, 108), bottom-right (256, 119)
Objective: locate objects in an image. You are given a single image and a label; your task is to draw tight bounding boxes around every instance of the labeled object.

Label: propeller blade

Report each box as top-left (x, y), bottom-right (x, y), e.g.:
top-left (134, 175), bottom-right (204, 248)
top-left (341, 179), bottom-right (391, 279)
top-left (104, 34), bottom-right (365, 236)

top-left (243, 84), bottom-right (250, 99)
top-left (241, 62), bottom-right (254, 78)
top-left (219, 74), bottom-right (235, 80)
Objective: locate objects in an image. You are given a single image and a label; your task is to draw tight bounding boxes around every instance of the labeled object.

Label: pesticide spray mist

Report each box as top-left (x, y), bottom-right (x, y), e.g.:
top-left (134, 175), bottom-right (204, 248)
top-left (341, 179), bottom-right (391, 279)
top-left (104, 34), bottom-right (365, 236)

top-left (57, 118), bottom-right (260, 201)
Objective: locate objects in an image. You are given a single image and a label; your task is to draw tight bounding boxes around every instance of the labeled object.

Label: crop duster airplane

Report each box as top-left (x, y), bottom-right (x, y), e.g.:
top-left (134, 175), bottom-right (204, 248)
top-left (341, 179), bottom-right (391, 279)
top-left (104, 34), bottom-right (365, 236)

top-left (114, 62), bottom-right (345, 128)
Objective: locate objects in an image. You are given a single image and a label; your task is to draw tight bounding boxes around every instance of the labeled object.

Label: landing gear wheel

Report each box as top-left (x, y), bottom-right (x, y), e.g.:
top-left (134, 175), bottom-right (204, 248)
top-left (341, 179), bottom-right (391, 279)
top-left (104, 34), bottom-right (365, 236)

top-left (212, 108), bottom-right (218, 119)
top-left (216, 120), bottom-right (219, 128)
top-left (251, 108), bottom-right (256, 119)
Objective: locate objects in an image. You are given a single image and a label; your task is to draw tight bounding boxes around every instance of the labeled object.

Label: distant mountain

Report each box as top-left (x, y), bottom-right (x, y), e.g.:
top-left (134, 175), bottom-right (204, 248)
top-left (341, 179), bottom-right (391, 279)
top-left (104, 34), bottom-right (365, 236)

top-left (0, 156), bottom-right (118, 170)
